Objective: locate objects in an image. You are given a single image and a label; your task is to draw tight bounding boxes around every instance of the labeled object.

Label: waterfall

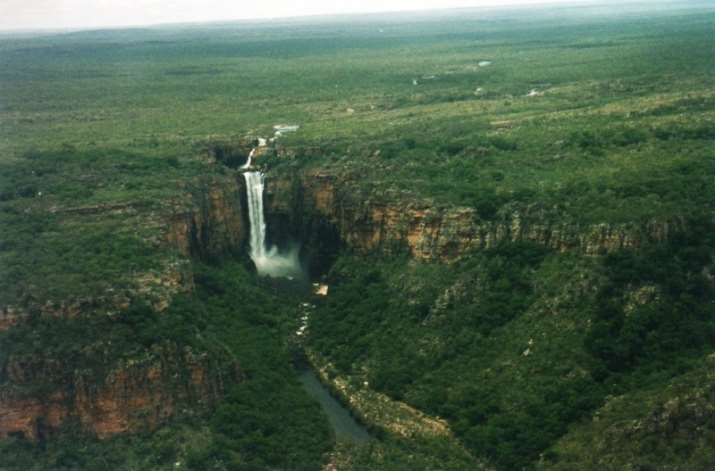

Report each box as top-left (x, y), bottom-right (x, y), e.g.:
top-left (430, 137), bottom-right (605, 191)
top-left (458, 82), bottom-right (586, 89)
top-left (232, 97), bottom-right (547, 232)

top-left (241, 148), bottom-right (256, 169)
top-left (242, 171), bottom-right (301, 278)
top-left (244, 171), bottom-right (267, 261)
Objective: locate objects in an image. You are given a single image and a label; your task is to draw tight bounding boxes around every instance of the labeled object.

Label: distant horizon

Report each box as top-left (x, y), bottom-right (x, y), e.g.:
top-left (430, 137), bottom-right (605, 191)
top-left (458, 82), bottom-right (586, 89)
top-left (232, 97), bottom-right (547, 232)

top-left (0, 0), bottom-right (625, 33)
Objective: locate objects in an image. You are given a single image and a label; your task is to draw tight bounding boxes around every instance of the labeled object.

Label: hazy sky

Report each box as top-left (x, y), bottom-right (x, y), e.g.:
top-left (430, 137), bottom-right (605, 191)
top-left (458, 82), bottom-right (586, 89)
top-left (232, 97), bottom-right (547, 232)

top-left (0, 0), bottom-right (589, 31)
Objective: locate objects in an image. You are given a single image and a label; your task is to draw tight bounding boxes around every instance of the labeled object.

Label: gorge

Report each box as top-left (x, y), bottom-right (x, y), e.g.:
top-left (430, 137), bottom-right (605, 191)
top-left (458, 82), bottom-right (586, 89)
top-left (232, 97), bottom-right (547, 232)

top-left (2, 7), bottom-right (714, 469)
top-left (243, 163), bottom-right (369, 444)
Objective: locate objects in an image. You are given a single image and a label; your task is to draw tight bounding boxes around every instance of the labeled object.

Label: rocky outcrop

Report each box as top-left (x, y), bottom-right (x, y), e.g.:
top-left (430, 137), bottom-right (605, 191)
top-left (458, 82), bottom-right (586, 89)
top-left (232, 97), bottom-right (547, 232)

top-left (0, 347), bottom-right (240, 441)
top-left (134, 259), bottom-right (195, 312)
top-left (266, 171), bottom-right (680, 262)
top-left (0, 307), bottom-right (23, 332)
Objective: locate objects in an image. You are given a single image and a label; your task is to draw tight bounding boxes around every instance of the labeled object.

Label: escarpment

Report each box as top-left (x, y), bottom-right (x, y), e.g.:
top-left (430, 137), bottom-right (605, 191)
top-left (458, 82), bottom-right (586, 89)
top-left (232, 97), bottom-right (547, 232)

top-left (264, 170), bottom-right (681, 262)
top-left (0, 346), bottom-right (240, 440)
top-left (0, 175), bottom-right (248, 441)
top-left (0, 150), bottom-right (689, 446)
top-left (166, 175), bottom-right (248, 260)
top-left (198, 145), bottom-right (676, 266)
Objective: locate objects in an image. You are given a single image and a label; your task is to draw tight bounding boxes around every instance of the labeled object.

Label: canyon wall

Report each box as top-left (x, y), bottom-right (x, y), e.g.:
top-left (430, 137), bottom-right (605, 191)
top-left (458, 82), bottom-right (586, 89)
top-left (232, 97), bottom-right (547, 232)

top-left (0, 175), bottom-right (248, 441)
top-left (0, 347), bottom-right (240, 440)
top-left (166, 175), bottom-right (248, 260)
top-left (0, 161), bottom-right (681, 443)
top-left (265, 171), bottom-right (680, 262)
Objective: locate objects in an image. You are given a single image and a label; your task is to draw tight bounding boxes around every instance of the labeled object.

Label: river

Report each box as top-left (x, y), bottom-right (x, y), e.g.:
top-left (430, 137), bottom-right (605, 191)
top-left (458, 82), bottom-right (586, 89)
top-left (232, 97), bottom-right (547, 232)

top-left (297, 368), bottom-right (370, 443)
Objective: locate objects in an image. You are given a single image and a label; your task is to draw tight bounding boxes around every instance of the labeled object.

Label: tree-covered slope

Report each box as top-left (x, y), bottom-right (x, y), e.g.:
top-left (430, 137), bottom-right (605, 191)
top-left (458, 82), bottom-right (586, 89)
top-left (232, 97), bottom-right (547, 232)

top-left (1, 3), bottom-right (714, 470)
top-left (307, 228), bottom-right (714, 469)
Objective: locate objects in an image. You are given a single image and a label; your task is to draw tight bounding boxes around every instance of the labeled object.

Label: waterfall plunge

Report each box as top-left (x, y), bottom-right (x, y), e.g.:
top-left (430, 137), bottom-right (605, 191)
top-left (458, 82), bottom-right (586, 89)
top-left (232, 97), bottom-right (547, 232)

top-left (243, 171), bottom-right (302, 278)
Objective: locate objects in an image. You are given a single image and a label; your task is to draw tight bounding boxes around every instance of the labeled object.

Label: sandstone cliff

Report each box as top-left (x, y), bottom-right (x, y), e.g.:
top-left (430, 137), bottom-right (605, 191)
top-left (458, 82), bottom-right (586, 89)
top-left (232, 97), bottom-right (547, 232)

top-left (265, 171), bottom-right (680, 262)
top-left (166, 175), bottom-right (247, 260)
top-left (0, 346), bottom-right (239, 441)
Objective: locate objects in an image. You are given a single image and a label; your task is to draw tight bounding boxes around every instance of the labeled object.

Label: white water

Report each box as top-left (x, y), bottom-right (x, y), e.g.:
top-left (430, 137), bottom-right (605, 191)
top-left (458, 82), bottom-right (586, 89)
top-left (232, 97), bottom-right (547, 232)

top-left (241, 148), bottom-right (256, 169)
top-left (243, 171), bottom-right (302, 278)
top-left (270, 124), bottom-right (300, 143)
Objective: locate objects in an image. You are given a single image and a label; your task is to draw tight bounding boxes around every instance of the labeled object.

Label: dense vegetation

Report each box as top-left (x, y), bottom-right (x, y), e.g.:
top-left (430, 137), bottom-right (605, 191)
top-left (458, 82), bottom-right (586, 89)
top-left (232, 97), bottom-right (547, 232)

top-left (1, 2), bottom-right (715, 470)
top-left (586, 222), bottom-right (715, 377)
top-left (309, 222), bottom-right (715, 469)
top-left (0, 147), bottom-right (196, 306)
top-left (0, 262), bottom-right (333, 470)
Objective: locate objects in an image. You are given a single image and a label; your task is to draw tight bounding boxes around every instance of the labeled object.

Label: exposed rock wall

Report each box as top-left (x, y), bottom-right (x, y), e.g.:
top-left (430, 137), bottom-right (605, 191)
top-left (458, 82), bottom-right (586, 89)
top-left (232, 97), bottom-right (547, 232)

top-left (167, 175), bottom-right (247, 260)
top-left (0, 348), bottom-right (240, 440)
top-left (266, 171), bottom-right (680, 262)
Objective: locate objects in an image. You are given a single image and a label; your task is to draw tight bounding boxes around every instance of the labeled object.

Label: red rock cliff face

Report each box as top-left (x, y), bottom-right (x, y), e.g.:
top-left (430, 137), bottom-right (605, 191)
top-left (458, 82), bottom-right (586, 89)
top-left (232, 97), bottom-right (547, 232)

top-left (0, 348), bottom-right (239, 440)
top-left (265, 171), bottom-right (679, 262)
